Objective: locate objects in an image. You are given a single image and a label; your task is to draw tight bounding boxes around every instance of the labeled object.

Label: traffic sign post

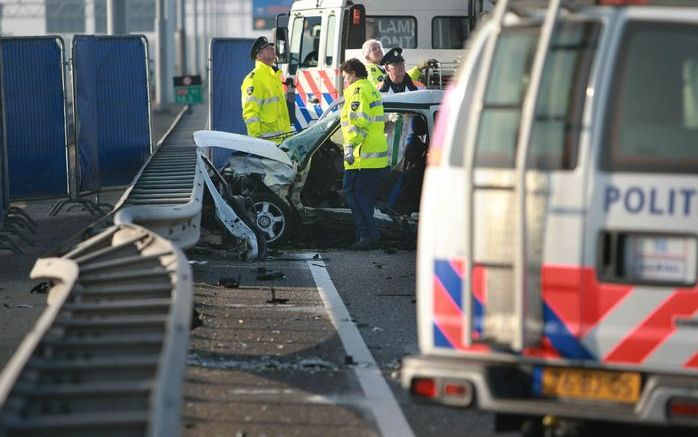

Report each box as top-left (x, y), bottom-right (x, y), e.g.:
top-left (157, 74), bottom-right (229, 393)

top-left (173, 74), bottom-right (202, 104)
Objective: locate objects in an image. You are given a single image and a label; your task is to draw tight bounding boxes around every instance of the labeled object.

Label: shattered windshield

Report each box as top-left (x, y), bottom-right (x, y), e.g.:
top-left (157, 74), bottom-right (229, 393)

top-left (282, 113), bottom-right (339, 163)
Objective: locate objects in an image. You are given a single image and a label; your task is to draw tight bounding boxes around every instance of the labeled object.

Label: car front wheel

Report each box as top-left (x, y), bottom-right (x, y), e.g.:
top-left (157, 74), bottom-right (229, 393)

top-left (252, 192), bottom-right (295, 245)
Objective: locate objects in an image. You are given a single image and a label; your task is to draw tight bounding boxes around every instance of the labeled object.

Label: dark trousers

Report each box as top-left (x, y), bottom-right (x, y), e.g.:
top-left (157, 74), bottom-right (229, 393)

top-left (343, 168), bottom-right (386, 241)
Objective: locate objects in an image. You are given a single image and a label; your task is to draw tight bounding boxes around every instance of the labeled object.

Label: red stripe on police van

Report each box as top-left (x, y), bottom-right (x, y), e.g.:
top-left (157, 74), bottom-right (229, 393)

top-left (523, 336), bottom-right (562, 359)
top-left (472, 265), bottom-right (486, 304)
top-left (542, 265), bottom-right (632, 337)
top-left (317, 69), bottom-right (338, 100)
top-left (296, 78), bottom-right (309, 105)
top-left (604, 288), bottom-right (698, 364)
top-left (685, 353), bottom-right (698, 369)
top-left (302, 70), bottom-right (324, 104)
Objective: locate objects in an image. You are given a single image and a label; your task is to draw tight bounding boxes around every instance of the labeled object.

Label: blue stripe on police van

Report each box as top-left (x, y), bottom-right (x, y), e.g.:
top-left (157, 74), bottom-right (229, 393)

top-left (434, 322), bottom-right (453, 348)
top-left (434, 260), bottom-right (463, 309)
top-left (295, 94), bottom-right (314, 125)
top-left (473, 296), bottom-right (483, 335)
top-left (543, 303), bottom-right (594, 360)
top-left (307, 93), bottom-right (324, 117)
top-left (323, 93), bottom-right (334, 105)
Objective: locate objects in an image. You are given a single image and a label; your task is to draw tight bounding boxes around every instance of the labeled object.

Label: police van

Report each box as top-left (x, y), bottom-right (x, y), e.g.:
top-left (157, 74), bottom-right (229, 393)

top-left (273, 0), bottom-right (491, 131)
top-left (401, 0), bottom-right (698, 433)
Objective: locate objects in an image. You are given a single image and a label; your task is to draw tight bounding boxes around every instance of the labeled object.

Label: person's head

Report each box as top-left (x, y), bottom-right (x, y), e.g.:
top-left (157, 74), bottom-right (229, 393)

top-left (362, 39), bottom-right (384, 64)
top-left (340, 58), bottom-right (368, 87)
top-left (412, 116), bottom-right (427, 136)
top-left (380, 47), bottom-right (407, 84)
top-left (250, 36), bottom-right (276, 65)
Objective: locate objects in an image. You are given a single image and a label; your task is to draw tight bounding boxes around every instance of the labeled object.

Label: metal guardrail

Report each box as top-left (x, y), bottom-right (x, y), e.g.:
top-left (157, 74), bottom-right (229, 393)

top-left (115, 106), bottom-right (262, 259)
top-left (113, 106), bottom-right (206, 250)
top-left (0, 99), bottom-right (264, 437)
top-left (0, 224), bottom-right (192, 437)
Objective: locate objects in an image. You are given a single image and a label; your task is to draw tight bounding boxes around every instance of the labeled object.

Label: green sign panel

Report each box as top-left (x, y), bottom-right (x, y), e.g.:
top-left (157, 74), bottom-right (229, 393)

top-left (173, 75), bottom-right (203, 105)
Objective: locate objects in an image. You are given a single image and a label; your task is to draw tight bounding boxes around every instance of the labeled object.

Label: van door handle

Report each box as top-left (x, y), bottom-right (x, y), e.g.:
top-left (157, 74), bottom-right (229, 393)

top-left (674, 317), bottom-right (698, 328)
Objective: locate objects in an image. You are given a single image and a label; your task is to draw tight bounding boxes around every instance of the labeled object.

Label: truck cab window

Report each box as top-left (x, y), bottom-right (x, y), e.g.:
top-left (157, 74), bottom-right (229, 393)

top-left (432, 17), bottom-right (468, 49)
top-left (602, 22), bottom-right (698, 174)
top-left (288, 15), bottom-right (322, 73)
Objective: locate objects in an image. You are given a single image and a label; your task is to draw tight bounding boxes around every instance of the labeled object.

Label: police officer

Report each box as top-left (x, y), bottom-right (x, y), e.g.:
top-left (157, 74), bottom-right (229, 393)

top-left (362, 39), bottom-right (388, 89)
top-left (339, 58), bottom-right (389, 250)
top-left (241, 36), bottom-right (291, 143)
top-left (377, 47), bottom-right (426, 94)
top-left (362, 40), bottom-right (430, 90)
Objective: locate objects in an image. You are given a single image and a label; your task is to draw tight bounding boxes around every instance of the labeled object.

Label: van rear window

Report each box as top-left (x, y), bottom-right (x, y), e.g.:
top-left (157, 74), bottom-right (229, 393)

top-left (602, 22), bottom-right (698, 173)
top-left (475, 22), bottom-right (599, 170)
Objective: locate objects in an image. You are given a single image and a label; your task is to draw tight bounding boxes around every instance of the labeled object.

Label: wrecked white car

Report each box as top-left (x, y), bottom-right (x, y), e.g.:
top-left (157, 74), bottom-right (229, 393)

top-left (194, 90), bottom-right (443, 245)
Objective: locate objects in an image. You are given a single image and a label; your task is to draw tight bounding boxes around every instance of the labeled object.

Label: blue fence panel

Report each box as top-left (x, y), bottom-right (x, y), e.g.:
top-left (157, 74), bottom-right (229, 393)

top-left (73, 35), bottom-right (151, 190)
top-left (209, 38), bottom-right (255, 168)
top-left (0, 48), bottom-right (6, 224)
top-left (1, 37), bottom-right (68, 199)
top-left (72, 36), bottom-right (100, 193)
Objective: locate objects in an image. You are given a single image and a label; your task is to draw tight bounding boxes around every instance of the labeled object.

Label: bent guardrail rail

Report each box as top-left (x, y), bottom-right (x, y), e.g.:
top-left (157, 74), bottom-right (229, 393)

top-left (114, 106), bottom-right (262, 259)
top-left (0, 224), bottom-right (192, 437)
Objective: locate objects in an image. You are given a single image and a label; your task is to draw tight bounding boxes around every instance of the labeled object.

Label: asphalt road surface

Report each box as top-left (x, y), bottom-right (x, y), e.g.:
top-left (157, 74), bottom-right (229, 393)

top-left (180, 247), bottom-right (510, 437)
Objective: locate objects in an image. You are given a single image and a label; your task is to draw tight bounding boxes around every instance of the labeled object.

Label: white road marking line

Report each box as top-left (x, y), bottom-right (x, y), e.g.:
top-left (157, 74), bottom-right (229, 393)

top-left (308, 259), bottom-right (414, 437)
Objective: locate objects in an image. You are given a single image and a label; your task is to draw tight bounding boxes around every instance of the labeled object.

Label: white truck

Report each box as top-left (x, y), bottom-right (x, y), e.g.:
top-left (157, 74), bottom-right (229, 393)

top-left (402, 0), bottom-right (698, 434)
top-left (273, 0), bottom-right (490, 130)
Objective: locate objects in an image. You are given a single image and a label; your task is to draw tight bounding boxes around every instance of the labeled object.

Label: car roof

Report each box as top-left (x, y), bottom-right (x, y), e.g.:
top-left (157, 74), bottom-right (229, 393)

top-left (382, 90), bottom-right (444, 107)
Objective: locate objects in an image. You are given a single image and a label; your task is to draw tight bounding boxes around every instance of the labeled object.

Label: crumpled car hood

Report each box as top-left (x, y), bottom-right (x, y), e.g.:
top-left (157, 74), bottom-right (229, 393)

top-left (193, 130), bottom-right (296, 191)
top-left (193, 130), bottom-right (294, 167)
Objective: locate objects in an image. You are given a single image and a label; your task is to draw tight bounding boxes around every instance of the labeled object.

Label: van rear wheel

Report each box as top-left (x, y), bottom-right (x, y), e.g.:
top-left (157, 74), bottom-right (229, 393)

top-left (252, 192), bottom-right (295, 246)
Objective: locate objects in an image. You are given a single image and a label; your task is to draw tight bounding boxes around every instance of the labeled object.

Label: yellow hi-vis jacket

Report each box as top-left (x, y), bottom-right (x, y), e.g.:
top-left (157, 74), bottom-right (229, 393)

top-left (340, 78), bottom-right (388, 170)
top-left (241, 61), bottom-right (290, 143)
top-left (364, 61), bottom-right (422, 89)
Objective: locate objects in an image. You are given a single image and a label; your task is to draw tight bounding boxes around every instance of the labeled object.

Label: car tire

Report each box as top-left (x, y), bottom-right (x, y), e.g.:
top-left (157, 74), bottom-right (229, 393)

top-left (252, 192), bottom-right (296, 246)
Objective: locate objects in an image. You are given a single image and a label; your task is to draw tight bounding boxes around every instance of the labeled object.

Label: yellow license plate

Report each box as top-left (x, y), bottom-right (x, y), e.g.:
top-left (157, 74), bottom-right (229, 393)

top-left (541, 367), bottom-right (641, 404)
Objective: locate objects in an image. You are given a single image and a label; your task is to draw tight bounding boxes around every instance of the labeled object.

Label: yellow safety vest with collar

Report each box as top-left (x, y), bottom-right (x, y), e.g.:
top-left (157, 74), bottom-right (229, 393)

top-left (340, 78), bottom-right (388, 170)
top-left (365, 62), bottom-right (386, 89)
top-left (241, 61), bottom-right (291, 143)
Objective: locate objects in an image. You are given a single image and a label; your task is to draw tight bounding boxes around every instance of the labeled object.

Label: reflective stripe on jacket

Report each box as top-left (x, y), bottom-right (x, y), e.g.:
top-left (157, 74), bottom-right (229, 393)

top-left (241, 61), bottom-right (290, 143)
top-left (340, 78), bottom-right (389, 170)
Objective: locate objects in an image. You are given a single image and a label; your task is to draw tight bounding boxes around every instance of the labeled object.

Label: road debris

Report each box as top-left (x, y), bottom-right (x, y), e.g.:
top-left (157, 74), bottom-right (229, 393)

top-left (267, 286), bottom-right (289, 304)
top-left (218, 275), bottom-right (241, 288)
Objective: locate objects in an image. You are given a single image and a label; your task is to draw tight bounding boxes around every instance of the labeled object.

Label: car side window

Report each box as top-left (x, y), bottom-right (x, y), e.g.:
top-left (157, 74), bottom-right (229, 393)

top-left (384, 111), bottom-right (429, 170)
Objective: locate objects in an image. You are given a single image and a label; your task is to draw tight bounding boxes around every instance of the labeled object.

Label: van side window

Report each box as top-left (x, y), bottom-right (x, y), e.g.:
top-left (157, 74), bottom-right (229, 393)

top-left (602, 22), bottom-right (698, 173)
top-left (384, 112), bottom-right (429, 170)
top-left (475, 27), bottom-right (538, 168)
top-left (325, 15), bottom-right (337, 66)
top-left (432, 17), bottom-right (468, 49)
top-left (528, 21), bottom-right (600, 170)
top-left (366, 16), bottom-right (418, 48)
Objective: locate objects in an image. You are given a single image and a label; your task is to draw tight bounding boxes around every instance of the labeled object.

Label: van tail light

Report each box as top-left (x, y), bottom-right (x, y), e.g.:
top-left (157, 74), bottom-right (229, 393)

top-left (411, 377), bottom-right (474, 406)
top-left (669, 399), bottom-right (698, 422)
top-left (444, 383), bottom-right (467, 396)
top-left (411, 378), bottom-right (437, 398)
